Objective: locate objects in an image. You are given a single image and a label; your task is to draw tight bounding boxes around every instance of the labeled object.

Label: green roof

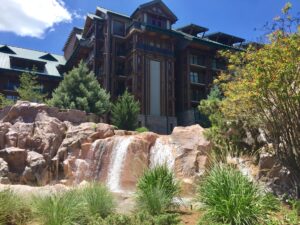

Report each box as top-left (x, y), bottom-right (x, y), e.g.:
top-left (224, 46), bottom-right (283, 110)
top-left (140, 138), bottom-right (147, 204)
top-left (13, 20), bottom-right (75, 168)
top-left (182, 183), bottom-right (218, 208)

top-left (0, 45), bottom-right (65, 77)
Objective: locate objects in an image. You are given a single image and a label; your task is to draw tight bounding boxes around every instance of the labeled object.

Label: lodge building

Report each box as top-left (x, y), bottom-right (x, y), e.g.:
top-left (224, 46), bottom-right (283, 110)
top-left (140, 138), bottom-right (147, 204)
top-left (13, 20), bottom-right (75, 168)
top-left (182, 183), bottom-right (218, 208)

top-left (0, 0), bottom-right (245, 133)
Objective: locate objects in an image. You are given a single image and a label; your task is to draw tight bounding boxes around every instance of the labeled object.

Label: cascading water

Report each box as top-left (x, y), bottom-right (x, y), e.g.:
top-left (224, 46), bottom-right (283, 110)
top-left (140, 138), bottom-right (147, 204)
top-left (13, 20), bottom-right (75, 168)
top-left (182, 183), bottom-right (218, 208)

top-left (106, 136), bottom-right (133, 192)
top-left (150, 138), bottom-right (175, 171)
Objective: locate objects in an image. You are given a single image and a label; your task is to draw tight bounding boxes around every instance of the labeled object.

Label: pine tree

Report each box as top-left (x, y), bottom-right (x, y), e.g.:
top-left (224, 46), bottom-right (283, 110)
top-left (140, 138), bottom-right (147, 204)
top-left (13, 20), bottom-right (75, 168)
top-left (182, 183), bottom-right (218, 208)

top-left (16, 70), bottom-right (46, 102)
top-left (48, 61), bottom-right (111, 116)
top-left (111, 90), bottom-right (140, 130)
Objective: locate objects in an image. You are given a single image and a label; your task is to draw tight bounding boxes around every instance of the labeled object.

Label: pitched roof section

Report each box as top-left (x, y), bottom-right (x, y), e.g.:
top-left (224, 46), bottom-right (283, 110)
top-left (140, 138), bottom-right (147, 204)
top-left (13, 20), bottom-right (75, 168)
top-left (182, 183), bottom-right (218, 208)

top-left (97, 7), bottom-right (130, 19)
top-left (0, 45), bottom-right (16, 54)
top-left (63, 27), bottom-right (83, 51)
top-left (131, 0), bottom-right (178, 23)
top-left (177, 24), bottom-right (209, 36)
top-left (205, 32), bottom-right (245, 46)
top-left (39, 53), bottom-right (58, 62)
top-left (0, 44), bottom-right (65, 77)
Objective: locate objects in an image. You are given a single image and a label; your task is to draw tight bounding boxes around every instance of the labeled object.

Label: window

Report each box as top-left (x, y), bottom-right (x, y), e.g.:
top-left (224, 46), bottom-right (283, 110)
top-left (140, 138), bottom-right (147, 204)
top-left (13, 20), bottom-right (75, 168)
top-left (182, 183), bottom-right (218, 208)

top-left (148, 15), bottom-right (166, 28)
top-left (190, 55), bottom-right (206, 66)
top-left (191, 89), bottom-right (205, 101)
top-left (190, 71), bottom-right (205, 84)
top-left (10, 56), bottom-right (46, 73)
top-left (113, 20), bottom-right (125, 36)
top-left (6, 95), bottom-right (18, 101)
top-left (6, 80), bottom-right (19, 91)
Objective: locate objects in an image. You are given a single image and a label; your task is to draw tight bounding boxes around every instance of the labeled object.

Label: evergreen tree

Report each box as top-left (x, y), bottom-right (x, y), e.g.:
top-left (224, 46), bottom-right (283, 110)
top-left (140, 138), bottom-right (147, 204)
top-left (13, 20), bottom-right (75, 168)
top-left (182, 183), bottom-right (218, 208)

top-left (48, 61), bottom-right (111, 116)
top-left (16, 70), bottom-right (46, 102)
top-left (111, 90), bottom-right (140, 130)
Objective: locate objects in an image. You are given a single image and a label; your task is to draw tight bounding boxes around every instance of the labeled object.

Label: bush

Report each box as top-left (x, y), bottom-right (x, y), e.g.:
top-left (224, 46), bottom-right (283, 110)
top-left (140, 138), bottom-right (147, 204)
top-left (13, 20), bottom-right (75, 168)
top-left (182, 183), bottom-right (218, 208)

top-left (135, 127), bottom-right (149, 133)
top-left (31, 189), bottom-right (87, 225)
top-left (111, 90), bottom-right (140, 131)
top-left (0, 189), bottom-right (31, 225)
top-left (198, 164), bottom-right (279, 225)
top-left (0, 94), bottom-right (13, 109)
top-left (80, 182), bottom-right (116, 219)
top-left (136, 165), bottom-right (180, 215)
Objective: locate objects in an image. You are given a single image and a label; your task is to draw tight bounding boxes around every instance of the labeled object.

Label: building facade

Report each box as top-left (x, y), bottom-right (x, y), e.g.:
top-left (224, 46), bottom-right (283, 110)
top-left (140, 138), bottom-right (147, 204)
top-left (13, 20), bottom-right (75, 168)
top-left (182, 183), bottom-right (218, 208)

top-left (0, 0), bottom-right (244, 134)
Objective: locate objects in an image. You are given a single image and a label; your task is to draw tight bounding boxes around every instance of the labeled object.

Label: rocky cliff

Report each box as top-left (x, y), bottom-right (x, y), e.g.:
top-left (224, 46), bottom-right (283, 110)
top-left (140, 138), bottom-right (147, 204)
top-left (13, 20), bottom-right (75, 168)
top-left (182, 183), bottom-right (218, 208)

top-left (0, 101), bottom-right (211, 194)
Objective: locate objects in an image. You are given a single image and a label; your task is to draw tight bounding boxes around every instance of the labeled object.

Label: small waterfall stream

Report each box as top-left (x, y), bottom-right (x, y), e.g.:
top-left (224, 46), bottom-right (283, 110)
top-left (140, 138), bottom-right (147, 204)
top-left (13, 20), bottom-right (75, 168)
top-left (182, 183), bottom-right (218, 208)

top-left (150, 138), bottom-right (175, 171)
top-left (107, 136), bottom-right (133, 192)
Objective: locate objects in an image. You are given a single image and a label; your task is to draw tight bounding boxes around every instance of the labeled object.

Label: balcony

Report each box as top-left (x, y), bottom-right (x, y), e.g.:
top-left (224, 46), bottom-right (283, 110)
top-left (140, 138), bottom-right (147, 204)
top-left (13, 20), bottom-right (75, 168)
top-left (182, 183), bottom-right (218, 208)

top-left (136, 43), bottom-right (174, 57)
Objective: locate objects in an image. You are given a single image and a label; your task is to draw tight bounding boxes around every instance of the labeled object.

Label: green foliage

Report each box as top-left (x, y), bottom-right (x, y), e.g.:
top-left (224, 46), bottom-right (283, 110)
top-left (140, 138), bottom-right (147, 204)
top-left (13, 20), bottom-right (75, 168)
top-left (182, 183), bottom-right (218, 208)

top-left (111, 90), bottom-right (140, 131)
top-left (0, 94), bottom-right (13, 108)
top-left (197, 164), bottom-right (280, 225)
top-left (31, 189), bottom-right (87, 225)
top-left (88, 212), bottom-right (180, 225)
top-left (136, 165), bottom-right (180, 215)
top-left (80, 182), bottom-right (116, 219)
top-left (135, 127), bottom-right (149, 133)
top-left (48, 61), bottom-right (111, 115)
top-left (16, 70), bottom-right (46, 102)
top-left (0, 189), bottom-right (31, 225)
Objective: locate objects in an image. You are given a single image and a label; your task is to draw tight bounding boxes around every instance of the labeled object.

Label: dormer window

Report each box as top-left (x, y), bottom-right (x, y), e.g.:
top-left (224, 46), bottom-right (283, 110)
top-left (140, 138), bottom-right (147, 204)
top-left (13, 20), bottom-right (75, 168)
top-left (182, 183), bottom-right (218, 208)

top-left (10, 56), bottom-right (46, 73)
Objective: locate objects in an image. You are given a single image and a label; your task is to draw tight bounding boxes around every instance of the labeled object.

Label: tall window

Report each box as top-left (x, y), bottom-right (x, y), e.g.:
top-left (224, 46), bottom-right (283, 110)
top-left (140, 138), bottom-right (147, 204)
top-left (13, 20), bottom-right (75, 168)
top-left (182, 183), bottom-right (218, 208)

top-left (113, 20), bottom-right (125, 36)
top-left (190, 72), bottom-right (198, 83)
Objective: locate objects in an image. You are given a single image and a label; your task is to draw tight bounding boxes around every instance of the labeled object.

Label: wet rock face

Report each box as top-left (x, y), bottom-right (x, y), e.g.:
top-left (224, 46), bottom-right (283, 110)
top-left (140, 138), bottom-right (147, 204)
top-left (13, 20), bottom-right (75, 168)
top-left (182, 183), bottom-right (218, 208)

top-left (0, 101), bottom-right (213, 195)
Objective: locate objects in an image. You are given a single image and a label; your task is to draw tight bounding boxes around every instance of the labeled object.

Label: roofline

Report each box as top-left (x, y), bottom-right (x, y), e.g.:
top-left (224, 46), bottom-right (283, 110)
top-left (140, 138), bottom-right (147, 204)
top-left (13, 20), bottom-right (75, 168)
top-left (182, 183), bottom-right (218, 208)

top-left (96, 6), bottom-right (131, 19)
top-left (205, 32), bottom-right (245, 43)
top-left (131, 0), bottom-right (178, 22)
top-left (0, 44), bottom-right (65, 59)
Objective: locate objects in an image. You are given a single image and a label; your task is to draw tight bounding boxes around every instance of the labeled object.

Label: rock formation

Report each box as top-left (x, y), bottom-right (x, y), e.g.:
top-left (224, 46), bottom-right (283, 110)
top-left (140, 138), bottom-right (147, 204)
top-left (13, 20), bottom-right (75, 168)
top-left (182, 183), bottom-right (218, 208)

top-left (0, 101), bottom-right (211, 194)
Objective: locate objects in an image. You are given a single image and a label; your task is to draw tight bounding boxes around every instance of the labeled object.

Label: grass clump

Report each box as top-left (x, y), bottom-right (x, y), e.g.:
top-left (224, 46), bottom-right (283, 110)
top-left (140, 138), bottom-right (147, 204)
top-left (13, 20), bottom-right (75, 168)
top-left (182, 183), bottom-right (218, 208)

top-left (0, 189), bottom-right (31, 225)
top-left (197, 164), bottom-right (279, 225)
top-left (80, 182), bottom-right (116, 219)
top-left (88, 212), bottom-right (180, 225)
top-left (136, 165), bottom-right (180, 216)
top-left (31, 189), bottom-right (87, 225)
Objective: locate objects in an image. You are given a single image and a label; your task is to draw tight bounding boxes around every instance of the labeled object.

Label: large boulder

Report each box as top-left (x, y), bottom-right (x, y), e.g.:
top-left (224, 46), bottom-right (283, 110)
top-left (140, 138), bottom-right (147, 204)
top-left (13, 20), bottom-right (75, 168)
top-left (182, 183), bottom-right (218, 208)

top-left (0, 147), bottom-right (27, 174)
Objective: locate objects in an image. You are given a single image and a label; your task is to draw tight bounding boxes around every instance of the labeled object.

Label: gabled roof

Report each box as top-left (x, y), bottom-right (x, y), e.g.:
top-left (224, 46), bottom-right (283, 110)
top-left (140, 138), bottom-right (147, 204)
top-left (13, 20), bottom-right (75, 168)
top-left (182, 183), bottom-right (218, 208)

top-left (97, 7), bottom-right (130, 19)
top-left (63, 27), bottom-right (83, 51)
top-left (205, 32), bottom-right (245, 45)
top-left (131, 0), bottom-right (178, 23)
top-left (0, 44), bottom-right (65, 77)
top-left (0, 45), bottom-right (16, 54)
top-left (39, 53), bottom-right (58, 62)
top-left (177, 24), bottom-right (209, 36)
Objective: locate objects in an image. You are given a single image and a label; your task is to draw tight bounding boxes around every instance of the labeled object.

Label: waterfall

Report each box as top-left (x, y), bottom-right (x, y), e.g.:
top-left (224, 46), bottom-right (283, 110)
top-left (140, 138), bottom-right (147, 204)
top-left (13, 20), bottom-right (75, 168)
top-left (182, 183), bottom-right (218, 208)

top-left (150, 138), bottom-right (175, 171)
top-left (107, 136), bottom-right (133, 192)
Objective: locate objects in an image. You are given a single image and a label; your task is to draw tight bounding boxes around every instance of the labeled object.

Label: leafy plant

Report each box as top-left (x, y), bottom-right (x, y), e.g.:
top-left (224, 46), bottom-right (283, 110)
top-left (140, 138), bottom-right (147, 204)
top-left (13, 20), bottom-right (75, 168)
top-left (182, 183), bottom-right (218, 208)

top-left (0, 94), bottom-right (13, 108)
top-left (31, 189), bottom-right (87, 225)
top-left (136, 165), bottom-right (180, 215)
top-left (80, 182), bottom-right (116, 219)
top-left (111, 89), bottom-right (140, 131)
top-left (16, 69), bottom-right (46, 102)
top-left (135, 127), bottom-right (149, 133)
top-left (197, 164), bottom-right (280, 225)
top-left (48, 61), bottom-right (111, 116)
top-left (0, 189), bottom-right (31, 225)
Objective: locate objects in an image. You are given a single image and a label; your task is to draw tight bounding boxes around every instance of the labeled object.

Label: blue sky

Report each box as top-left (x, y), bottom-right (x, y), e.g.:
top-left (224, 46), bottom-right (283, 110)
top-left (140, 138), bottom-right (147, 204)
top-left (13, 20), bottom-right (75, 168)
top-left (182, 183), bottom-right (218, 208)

top-left (0, 0), bottom-right (299, 55)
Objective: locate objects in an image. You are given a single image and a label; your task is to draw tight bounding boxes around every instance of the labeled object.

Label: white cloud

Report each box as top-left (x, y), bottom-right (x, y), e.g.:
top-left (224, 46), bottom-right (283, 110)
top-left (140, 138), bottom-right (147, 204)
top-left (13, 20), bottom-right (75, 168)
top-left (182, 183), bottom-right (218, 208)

top-left (0, 0), bottom-right (72, 38)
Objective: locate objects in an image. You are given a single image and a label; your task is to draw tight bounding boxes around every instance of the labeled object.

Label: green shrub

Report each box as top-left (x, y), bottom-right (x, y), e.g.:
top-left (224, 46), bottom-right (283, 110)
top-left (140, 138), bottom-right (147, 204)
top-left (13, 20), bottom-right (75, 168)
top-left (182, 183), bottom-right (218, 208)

top-left (197, 164), bottom-right (279, 225)
top-left (31, 189), bottom-right (87, 225)
top-left (135, 127), bottom-right (149, 133)
top-left (136, 165), bottom-right (180, 215)
top-left (0, 189), bottom-right (31, 225)
top-left (80, 182), bottom-right (116, 219)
